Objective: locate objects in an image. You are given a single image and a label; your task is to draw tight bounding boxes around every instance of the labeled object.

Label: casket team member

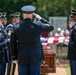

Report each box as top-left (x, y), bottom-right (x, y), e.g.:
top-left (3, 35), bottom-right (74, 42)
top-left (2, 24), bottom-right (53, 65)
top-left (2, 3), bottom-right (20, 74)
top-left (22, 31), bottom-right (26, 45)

top-left (68, 9), bottom-right (76, 75)
top-left (6, 12), bottom-right (20, 75)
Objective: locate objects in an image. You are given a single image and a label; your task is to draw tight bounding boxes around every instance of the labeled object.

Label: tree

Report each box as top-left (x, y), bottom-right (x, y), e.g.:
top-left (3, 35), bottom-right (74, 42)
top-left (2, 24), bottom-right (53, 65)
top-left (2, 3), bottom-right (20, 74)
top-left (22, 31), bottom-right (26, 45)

top-left (0, 0), bottom-right (76, 19)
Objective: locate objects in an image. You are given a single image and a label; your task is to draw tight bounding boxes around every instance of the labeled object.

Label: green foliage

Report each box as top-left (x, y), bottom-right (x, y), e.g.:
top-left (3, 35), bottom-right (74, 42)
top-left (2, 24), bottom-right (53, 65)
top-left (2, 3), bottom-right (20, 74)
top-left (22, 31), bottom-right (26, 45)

top-left (0, 0), bottom-right (76, 19)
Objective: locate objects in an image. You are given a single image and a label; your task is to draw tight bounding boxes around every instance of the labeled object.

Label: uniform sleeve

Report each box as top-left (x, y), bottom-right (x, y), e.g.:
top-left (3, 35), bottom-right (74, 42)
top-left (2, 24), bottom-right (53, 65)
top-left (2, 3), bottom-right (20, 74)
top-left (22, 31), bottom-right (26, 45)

top-left (73, 28), bottom-right (76, 43)
top-left (40, 19), bottom-right (54, 32)
top-left (33, 21), bottom-right (54, 32)
top-left (0, 29), bottom-right (9, 49)
top-left (68, 28), bottom-right (76, 46)
top-left (39, 23), bottom-right (54, 32)
top-left (10, 32), bottom-right (17, 60)
top-left (0, 41), bottom-right (7, 49)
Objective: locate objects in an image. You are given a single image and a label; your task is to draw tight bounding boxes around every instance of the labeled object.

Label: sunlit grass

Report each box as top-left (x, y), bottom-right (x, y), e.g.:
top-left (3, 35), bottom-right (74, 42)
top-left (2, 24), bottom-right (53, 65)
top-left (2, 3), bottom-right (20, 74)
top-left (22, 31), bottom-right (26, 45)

top-left (66, 66), bottom-right (71, 75)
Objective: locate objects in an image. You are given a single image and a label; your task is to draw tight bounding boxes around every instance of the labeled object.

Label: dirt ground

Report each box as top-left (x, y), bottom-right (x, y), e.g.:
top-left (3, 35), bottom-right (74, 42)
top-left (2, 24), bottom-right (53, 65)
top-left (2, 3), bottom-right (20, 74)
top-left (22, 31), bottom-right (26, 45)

top-left (48, 60), bottom-right (69, 75)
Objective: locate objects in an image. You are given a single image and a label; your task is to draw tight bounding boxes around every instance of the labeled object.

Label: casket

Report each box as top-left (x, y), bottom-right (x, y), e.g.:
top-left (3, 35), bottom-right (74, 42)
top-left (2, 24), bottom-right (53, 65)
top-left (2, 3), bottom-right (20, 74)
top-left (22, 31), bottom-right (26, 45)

top-left (41, 45), bottom-right (56, 73)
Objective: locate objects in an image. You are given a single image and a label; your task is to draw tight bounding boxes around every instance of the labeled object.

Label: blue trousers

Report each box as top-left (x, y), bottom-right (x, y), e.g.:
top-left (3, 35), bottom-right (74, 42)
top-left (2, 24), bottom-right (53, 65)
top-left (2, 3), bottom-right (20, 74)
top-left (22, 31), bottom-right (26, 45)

top-left (18, 62), bottom-right (41, 75)
top-left (7, 59), bottom-right (16, 75)
top-left (0, 63), bottom-right (6, 75)
top-left (70, 60), bottom-right (76, 75)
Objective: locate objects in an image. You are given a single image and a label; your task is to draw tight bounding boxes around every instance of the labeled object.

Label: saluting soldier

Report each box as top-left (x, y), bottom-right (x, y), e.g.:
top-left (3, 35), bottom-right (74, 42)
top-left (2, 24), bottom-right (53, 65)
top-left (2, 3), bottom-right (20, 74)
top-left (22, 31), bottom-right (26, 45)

top-left (68, 9), bottom-right (76, 75)
top-left (6, 12), bottom-right (20, 75)
top-left (10, 5), bottom-right (54, 75)
top-left (0, 12), bottom-right (9, 75)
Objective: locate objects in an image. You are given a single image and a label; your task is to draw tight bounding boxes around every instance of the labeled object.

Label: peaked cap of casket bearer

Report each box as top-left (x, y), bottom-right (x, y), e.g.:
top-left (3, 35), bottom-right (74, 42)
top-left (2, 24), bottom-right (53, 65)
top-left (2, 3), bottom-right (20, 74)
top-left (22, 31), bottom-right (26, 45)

top-left (2, 12), bottom-right (7, 19)
top-left (21, 5), bottom-right (36, 13)
top-left (9, 12), bottom-right (20, 19)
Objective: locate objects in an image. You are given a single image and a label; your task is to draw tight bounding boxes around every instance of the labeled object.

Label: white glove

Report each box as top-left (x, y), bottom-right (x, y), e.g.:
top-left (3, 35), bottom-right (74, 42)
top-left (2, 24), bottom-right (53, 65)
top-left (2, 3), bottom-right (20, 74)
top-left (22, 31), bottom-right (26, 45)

top-left (13, 60), bottom-right (18, 64)
top-left (33, 13), bottom-right (42, 20)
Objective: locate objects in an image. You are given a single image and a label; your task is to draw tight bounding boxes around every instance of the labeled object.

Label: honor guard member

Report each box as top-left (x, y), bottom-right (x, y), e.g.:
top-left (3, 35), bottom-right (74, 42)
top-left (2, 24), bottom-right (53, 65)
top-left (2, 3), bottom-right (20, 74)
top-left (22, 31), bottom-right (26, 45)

top-left (0, 12), bottom-right (9, 75)
top-left (2, 12), bottom-right (11, 70)
top-left (68, 9), bottom-right (76, 75)
top-left (6, 12), bottom-right (20, 38)
top-left (6, 12), bottom-right (20, 75)
top-left (2, 12), bottom-right (7, 27)
top-left (10, 5), bottom-right (54, 75)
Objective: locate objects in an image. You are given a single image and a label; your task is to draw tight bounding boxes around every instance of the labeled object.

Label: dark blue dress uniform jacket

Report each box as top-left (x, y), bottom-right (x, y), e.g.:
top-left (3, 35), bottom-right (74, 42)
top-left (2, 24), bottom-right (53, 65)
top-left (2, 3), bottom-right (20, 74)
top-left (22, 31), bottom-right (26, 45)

top-left (6, 22), bottom-right (19, 60)
top-left (68, 23), bottom-right (76, 60)
top-left (0, 26), bottom-right (8, 63)
top-left (10, 18), bottom-right (54, 65)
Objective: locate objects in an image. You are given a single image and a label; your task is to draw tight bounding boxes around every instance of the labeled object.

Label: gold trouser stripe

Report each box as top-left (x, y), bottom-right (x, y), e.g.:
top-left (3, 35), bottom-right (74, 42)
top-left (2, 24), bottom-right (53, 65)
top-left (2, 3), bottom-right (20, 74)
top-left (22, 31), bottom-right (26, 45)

top-left (10, 61), bottom-right (14, 75)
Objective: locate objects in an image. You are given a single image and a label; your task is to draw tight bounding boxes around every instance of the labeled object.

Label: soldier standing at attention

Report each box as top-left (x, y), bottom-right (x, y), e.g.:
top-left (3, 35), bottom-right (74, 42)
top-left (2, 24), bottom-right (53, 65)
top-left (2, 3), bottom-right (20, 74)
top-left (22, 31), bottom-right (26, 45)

top-left (10, 5), bottom-right (54, 75)
top-left (2, 12), bottom-right (11, 75)
top-left (68, 9), bottom-right (76, 75)
top-left (6, 12), bottom-right (20, 75)
top-left (0, 12), bottom-right (9, 75)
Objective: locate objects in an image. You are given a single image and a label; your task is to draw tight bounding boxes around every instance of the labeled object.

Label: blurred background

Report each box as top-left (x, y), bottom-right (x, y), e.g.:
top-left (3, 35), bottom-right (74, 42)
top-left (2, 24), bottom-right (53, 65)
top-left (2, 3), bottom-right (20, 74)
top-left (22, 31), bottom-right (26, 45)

top-left (0, 0), bottom-right (75, 19)
top-left (0, 0), bottom-right (76, 31)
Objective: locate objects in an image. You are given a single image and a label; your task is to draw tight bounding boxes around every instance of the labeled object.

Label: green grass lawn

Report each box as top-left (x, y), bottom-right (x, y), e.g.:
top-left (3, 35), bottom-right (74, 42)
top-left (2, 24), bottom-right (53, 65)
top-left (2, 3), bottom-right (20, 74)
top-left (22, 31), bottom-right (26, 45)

top-left (56, 54), bottom-right (67, 59)
top-left (66, 66), bottom-right (71, 75)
